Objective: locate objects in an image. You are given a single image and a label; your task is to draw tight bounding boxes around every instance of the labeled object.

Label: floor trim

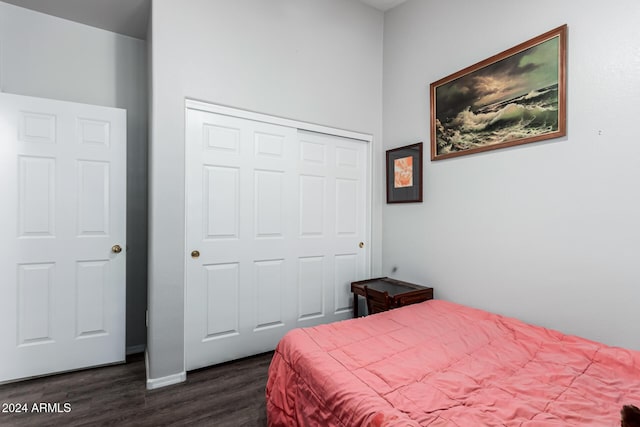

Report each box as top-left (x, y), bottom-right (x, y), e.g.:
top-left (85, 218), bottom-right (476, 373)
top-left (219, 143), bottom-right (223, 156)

top-left (146, 370), bottom-right (186, 390)
top-left (145, 349), bottom-right (187, 390)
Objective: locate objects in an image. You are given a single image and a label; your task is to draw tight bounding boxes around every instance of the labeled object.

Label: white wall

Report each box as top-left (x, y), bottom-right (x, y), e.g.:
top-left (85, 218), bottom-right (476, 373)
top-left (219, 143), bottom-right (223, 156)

top-left (0, 1), bottom-right (148, 351)
top-left (383, 0), bottom-right (640, 350)
top-left (148, 0), bottom-right (383, 381)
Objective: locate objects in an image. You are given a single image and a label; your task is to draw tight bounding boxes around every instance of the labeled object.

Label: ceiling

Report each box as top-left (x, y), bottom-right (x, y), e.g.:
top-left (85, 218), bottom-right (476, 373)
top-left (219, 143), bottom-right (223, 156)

top-left (2, 0), bottom-right (405, 40)
top-left (2, 0), bottom-right (150, 40)
top-left (358, 0), bottom-right (407, 11)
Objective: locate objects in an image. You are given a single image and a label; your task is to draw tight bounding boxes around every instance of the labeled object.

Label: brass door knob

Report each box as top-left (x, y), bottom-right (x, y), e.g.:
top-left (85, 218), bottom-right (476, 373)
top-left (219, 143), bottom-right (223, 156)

top-left (359, 242), bottom-right (365, 248)
top-left (191, 250), bottom-right (200, 259)
top-left (112, 245), bottom-right (123, 254)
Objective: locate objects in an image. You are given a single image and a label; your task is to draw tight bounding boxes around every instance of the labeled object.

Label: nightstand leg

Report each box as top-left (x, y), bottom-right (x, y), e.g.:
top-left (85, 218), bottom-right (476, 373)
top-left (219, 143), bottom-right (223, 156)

top-left (353, 292), bottom-right (359, 318)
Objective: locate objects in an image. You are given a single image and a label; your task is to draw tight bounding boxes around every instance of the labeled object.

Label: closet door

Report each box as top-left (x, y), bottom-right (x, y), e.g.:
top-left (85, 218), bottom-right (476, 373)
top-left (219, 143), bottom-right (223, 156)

top-left (184, 108), bottom-right (369, 370)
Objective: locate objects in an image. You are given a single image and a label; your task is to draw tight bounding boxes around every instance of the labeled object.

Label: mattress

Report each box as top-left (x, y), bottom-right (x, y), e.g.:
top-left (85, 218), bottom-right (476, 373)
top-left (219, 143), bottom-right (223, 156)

top-left (266, 300), bottom-right (640, 426)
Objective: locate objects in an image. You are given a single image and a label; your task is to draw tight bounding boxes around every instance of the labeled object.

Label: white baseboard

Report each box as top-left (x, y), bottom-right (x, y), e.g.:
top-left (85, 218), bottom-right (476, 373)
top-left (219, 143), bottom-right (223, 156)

top-left (146, 371), bottom-right (186, 390)
top-left (145, 349), bottom-right (186, 390)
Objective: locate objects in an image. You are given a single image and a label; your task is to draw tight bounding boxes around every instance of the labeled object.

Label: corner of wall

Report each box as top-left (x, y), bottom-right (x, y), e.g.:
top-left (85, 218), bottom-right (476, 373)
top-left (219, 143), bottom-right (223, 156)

top-left (145, 347), bottom-right (186, 390)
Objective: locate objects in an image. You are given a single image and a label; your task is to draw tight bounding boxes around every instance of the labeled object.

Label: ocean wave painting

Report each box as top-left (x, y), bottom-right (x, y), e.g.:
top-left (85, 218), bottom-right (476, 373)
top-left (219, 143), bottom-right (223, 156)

top-left (430, 25), bottom-right (566, 160)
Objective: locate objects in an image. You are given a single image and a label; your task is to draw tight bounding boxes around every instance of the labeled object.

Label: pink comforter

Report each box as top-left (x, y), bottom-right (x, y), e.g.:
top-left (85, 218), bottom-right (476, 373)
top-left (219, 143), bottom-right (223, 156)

top-left (266, 300), bottom-right (640, 426)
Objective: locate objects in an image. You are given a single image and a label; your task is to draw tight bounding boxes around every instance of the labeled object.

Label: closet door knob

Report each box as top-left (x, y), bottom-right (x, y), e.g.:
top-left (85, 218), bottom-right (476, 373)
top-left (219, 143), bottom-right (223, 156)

top-left (191, 250), bottom-right (200, 259)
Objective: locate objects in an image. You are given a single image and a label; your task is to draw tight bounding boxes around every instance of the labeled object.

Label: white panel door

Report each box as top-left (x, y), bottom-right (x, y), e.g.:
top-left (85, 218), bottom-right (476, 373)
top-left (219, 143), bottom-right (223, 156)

top-left (296, 130), bottom-right (369, 322)
top-left (185, 110), bottom-right (369, 370)
top-left (0, 93), bottom-right (126, 383)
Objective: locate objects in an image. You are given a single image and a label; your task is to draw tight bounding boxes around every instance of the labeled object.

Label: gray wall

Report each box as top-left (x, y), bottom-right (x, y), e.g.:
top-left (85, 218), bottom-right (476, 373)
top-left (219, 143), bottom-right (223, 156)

top-left (0, 1), bottom-right (148, 352)
top-left (148, 0), bottom-right (384, 381)
top-left (382, 0), bottom-right (640, 349)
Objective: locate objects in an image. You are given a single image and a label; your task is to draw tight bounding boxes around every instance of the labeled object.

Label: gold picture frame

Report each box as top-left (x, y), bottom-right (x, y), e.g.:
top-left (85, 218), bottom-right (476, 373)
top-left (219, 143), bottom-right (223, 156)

top-left (430, 25), bottom-right (567, 161)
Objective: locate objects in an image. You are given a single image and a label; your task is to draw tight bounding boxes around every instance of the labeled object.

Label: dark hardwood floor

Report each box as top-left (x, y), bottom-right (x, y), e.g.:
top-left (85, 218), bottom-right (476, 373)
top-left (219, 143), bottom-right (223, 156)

top-left (0, 351), bottom-right (273, 426)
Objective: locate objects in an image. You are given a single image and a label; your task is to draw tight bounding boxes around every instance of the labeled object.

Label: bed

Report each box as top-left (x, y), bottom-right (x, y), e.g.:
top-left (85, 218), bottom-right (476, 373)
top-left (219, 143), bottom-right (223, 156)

top-left (266, 299), bottom-right (640, 426)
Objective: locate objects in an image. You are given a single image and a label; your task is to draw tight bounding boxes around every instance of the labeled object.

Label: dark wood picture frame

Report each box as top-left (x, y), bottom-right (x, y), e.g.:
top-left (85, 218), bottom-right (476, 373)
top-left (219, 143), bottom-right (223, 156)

top-left (430, 25), bottom-right (567, 161)
top-left (386, 142), bottom-right (423, 203)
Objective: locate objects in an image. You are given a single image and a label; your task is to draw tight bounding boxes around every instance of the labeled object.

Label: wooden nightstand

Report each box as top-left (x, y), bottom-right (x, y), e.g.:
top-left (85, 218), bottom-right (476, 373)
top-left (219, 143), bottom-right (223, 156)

top-left (351, 277), bottom-right (433, 317)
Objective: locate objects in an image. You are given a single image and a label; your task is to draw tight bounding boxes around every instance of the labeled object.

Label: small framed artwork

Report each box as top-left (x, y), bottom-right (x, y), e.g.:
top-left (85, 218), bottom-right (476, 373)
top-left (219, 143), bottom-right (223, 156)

top-left (386, 142), bottom-right (423, 203)
top-left (430, 25), bottom-right (567, 161)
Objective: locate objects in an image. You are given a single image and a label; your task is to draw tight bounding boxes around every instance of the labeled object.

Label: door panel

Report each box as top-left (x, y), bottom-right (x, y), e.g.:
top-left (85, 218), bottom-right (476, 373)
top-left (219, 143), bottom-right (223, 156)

top-left (17, 263), bottom-right (55, 345)
top-left (77, 160), bottom-right (111, 235)
top-left (204, 263), bottom-right (240, 339)
top-left (185, 109), bottom-right (369, 371)
top-left (0, 93), bottom-right (126, 383)
top-left (75, 260), bottom-right (109, 337)
top-left (19, 156), bottom-right (56, 236)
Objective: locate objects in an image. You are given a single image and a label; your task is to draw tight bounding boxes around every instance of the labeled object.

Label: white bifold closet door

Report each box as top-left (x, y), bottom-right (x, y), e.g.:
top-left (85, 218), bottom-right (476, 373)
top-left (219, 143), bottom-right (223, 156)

top-left (0, 92), bottom-right (126, 383)
top-left (185, 107), bottom-right (369, 370)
